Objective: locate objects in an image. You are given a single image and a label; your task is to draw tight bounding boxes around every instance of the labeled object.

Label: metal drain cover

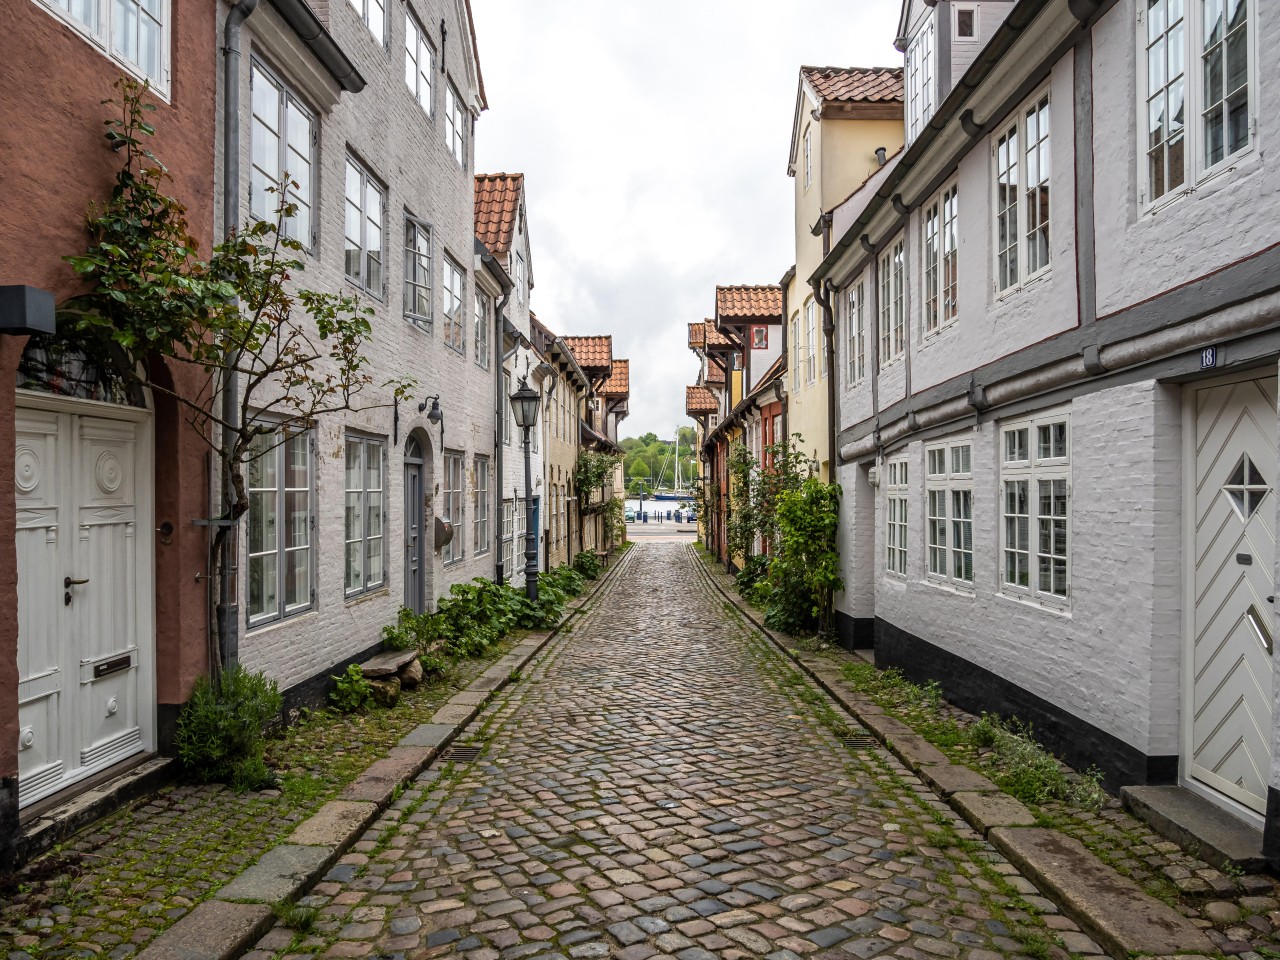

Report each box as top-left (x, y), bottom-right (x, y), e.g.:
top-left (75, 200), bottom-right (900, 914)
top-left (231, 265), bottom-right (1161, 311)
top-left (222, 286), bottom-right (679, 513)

top-left (440, 745), bottom-right (482, 763)
top-left (840, 734), bottom-right (879, 751)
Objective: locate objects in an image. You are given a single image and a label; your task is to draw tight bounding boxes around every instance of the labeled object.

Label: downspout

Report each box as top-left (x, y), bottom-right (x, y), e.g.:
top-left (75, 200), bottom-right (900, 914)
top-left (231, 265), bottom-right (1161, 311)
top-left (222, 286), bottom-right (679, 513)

top-left (216, 0), bottom-right (260, 671)
top-left (492, 283), bottom-right (514, 583)
top-left (779, 266), bottom-right (794, 444)
top-left (813, 277), bottom-right (837, 483)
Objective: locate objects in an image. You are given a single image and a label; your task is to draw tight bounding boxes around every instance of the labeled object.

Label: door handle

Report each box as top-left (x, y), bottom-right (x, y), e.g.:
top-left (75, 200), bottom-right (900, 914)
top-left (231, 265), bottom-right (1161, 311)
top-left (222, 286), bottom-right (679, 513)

top-left (64, 576), bottom-right (89, 588)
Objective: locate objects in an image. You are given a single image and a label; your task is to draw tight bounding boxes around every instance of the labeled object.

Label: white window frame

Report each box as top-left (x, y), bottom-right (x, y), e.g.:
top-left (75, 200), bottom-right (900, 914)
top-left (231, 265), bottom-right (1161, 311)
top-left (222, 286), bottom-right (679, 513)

top-left (922, 182), bottom-right (958, 337)
top-left (1000, 410), bottom-right (1070, 608)
top-left (344, 434), bottom-right (386, 598)
top-left (879, 236), bottom-right (906, 366)
top-left (404, 11), bottom-right (434, 115)
top-left (885, 455), bottom-right (909, 578)
top-left (474, 291), bottom-right (491, 368)
top-left (906, 17), bottom-right (936, 145)
top-left (993, 89), bottom-right (1051, 296)
top-left (805, 299), bottom-right (817, 384)
top-left (442, 450), bottom-right (465, 565)
top-left (443, 255), bottom-right (465, 354)
top-left (751, 326), bottom-right (768, 349)
top-left (1137, 0), bottom-right (1256, 212)
top-left (249, 60), bottom-right (317, 249)
top-left (474, 456), bottom-right (490, 555)
top-left (514, 252), bottom-right (527, 305)
top-left (954, 3), bottom-right (980, 42)
top-left (925, 440), bottom-right (974, 588)
top-left (790, 315), bottom-right (801, 390)
top-left (403, 215), bottom-right (433, 332)
top-left (803, 126), bottom-right (813, 188)
top-left (445, 81), bottom-right (466, 165)
top-left (246, 424), bottom-right (314, 627)
top-left (845, 277), bottom-right (866, 386)
top-left (344, 156), bottom-right (385, 297)
top-left (501, 498), bottom-right (515, 571)
top-left (348, 0), bottom-right (386, 45)
top-left (33, 0), bottom-right (171, 93)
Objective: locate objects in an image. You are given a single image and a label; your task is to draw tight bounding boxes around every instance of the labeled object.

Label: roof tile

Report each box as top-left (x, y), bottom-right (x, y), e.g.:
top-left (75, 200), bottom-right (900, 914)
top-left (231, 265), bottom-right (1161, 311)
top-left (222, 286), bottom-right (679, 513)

top-left (686, 385), bottom-right (719, 416)
top-left (703, 319), bottom-right (734, 349)
top-left (563, 335), bottom-right (613, 371)
top-left (600, 358), bottom-right (629, 397)
top-left (716, 285), bottom-right (783, 321)
top-left (474, 173), bottom-right (523, 255)
top-left (802, 65), bottom-right (903, 104)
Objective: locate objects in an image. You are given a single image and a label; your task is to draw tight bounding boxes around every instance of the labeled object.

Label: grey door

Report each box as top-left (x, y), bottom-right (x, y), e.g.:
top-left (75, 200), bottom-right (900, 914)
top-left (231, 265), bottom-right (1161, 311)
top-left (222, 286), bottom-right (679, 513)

top-left (404, 437), bottom-right (425, 614)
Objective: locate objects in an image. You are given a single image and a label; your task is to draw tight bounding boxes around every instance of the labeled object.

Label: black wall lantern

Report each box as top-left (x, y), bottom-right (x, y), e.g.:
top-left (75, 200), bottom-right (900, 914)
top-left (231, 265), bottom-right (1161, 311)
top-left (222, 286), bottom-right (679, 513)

top-left (0, 286), bottom-right (56, 336)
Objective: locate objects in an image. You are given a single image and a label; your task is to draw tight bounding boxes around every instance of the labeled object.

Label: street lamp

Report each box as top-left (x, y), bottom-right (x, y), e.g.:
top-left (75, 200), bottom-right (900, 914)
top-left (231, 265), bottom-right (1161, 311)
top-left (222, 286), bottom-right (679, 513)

top-left (509, 376), bottom-right (541, 602)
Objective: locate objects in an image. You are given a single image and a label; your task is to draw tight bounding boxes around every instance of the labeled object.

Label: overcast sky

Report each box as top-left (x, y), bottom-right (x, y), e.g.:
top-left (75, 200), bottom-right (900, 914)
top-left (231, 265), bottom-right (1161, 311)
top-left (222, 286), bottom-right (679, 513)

top-left (472, 1), bottom-right (902, 442)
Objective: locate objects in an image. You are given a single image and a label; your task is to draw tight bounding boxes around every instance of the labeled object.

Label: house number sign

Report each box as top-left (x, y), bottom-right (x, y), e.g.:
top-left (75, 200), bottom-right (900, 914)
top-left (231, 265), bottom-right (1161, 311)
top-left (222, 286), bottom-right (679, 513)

top-left (1201, 346), bottom-right (1218, 369)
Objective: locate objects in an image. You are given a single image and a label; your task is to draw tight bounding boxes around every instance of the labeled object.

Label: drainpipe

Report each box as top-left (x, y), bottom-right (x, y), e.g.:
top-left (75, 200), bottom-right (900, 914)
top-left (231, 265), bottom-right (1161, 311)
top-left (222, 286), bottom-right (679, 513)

top-left (813, 277), bottom-right (837, 483)
top-left (779, 266), bottom-right (794, 445)
top-left (492, 284), bottom-right (514, 583)
top-left (216, 0), bottom-right (259, 671)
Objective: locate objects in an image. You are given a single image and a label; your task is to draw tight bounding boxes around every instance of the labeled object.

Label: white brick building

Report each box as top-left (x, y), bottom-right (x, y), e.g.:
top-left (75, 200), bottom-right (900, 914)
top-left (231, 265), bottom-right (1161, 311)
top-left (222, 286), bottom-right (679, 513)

top-left (819, 0), bottom-right (1280, 858)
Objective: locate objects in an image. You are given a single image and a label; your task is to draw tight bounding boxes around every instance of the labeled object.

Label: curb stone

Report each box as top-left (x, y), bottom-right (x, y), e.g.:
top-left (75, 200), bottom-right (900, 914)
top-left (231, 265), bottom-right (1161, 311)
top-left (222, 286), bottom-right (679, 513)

top-left (135, 547), bottom-right (635, 960)
top-left (689, 545), bottom-right (1211, 960)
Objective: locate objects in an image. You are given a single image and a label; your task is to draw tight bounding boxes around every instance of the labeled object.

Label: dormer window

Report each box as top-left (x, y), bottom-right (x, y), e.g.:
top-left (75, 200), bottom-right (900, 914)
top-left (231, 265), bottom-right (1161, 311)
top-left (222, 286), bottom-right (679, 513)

top-left (906, 18), bottom-right (936, 144)
top-left (955, 4), bottom-right (979, 41)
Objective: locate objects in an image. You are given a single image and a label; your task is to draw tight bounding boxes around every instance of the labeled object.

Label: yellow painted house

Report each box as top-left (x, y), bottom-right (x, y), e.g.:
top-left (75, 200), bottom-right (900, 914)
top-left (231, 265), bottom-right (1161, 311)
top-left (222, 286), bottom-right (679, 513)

top-left (786, 66), bottom-right (904, 480)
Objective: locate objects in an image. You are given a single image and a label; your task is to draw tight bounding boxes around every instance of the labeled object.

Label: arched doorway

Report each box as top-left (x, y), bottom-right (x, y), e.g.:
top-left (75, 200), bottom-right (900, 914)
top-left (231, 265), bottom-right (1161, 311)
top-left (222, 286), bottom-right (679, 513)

top-left (403, 432), bottom-right (433, 614)
top-left (14, 342), bottom-right (154, 808)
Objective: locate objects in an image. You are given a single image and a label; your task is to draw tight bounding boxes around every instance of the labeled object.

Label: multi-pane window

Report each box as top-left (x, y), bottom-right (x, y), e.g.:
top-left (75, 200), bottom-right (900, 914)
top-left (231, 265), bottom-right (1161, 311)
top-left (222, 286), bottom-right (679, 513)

top-left (1202, 0), bottom-right (1249, 168)
top-left (791, 316), bottom-right (801, 390)
top-left (445, 82), bottom-right (466, 164)
top-left (250, 63), bottom-right (315, 246)
top-left (247, 426), bottom-right (312, 626)
top-left (404, 12), bottom-right (434, 114)
top-left (501, 499), bottom-right (515, 572)
top-left (846, 279), bottom-right (866, 386)
top-left (442, 451), bottom-right (465, 564)
top-left (474, 456), bottom-right (490, 555)
top-left (514, 253), bottom-right (527, 304)
top-left (1145, 0), bottom-right (1187, 199)
top-left (879, 237), bottom-right (905, 364)
top-left (995, 92), bottom-right (1051, 293)
top-left (475, 292), bottom-right (491, 368)
top-left (403, 217), bottom-right (432, 331)
top-left (443, 256), bottom-right (464, 353)
top-left (926, 441), bottom-right (973, 585)
top-left (803, 127), bottom-right (813, 187)
top-left (885, 456), bottom-right (909, 577)
top-left (805, 300), bottom-right (817, 384)
top-left (923, 184), bottom-right (958, 334)
top-left (349, 0), bottom-right (385, 43)
top-left (344, 436), bottom-right (385, 597)
top-left (344, 157), bottom-right (385, 295)
top-left (906, 18), bottom-right (936, 144)
top-left (1001, 412), bottom-right (1070, 604)
top-left (35, 0), bottom-right (169, 88)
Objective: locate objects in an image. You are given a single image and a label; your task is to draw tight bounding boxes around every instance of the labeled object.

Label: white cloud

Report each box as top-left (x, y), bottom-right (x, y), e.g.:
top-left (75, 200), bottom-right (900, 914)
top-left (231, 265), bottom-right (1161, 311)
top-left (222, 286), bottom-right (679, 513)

top-left (472, 0), bottom-right (902, 440)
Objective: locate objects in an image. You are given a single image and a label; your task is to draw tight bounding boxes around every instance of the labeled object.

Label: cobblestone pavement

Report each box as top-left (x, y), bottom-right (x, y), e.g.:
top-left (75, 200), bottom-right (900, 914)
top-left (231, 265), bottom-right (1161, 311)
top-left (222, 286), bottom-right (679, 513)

top-left (251, 542), bottom-right (1107, 960)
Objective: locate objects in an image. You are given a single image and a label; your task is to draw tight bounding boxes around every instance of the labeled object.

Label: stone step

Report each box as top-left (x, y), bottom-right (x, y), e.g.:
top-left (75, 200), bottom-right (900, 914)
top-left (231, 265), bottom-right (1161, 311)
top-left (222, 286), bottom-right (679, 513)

top-left (1121, 783), bottom-right (1267, 873)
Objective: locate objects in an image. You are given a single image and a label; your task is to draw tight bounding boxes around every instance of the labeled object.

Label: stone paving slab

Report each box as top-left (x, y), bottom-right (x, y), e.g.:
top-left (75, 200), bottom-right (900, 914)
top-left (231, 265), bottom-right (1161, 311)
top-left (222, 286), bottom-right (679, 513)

top-left (135, 900), bottom-right (273, 960)
top-left (952, 791), bottom-right (1038, 834)
top-left (339, 746), bottom-right (434, 804)
top-left (990, 826), bottom-right (1215, 956)
top-left (430, 701), bottom-right (478, 726)
top-left (289, 800), bottom-right (378, 847)
top-left (215, 843), bottom-right (334, 903)
top-left (398, 722), bottom-right (459, 749)
top-left (919, 762), bottom-right (1000, 797)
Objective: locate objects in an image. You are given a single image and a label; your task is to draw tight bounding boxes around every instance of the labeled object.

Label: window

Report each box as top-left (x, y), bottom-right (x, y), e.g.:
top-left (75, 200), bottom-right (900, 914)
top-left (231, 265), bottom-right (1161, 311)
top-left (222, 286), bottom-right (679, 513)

top-left (503, 371), bottom-right (513, 445)
top-left (349, 0), bottom-right (385, 43)
top-left (923, 184), bottom-right (958, 335)
top-left (879, 237), bottom-right (905, 365)
top-left (501, 499), bottom-right (515, 572)
top-left (1001, 411), bottom-right (1070, 604)
top-left (926, 441), bottom-right (973, 585)
top-left (404, 12), bottom-right (434, 114)
top-left (846, 279), bottom-right (866, 385)
top-left (34, 0), bottom-right (169, 89)
top-left (403, 217), bottom-right (432, 331)
top-left (474, 456), bottom-right (490, 554)
top-left (514, 253), bottom-right (527, 304)
top-left (805, 300), bottom-right (817, 384)
top-left (885, 456), bottom-right (909, 577)
top-left (344, 157), bottom-right (385, 295)
top-left (250, 62), bottom-right (315, 246)
top-left (344, 436), bottom-right (385, 597)
top-left (1141, 0), bottom-right (1253, 205)
top-left (475, 291), bottom-right (491, 368)
top-left (906, 18), bottom-right (936, 144)
top-left (443, 256), bottom-right (464, 353)
top-left (752, 326), bottom-right (768, 349)
top-left (246, 426), bottom-right (312, 626)
top-left (445, 82), bottom-right (466, 164)
top-left (791, 315), bottom-right (801, 390)
top-left (955, 4), bottom-right (979, 40)
top-left (994, 92), bottom-right (1051, 293)
top-left (443, 451), bottom-right (465, 564)
top-left (803, 126), bottom-right (813, 188)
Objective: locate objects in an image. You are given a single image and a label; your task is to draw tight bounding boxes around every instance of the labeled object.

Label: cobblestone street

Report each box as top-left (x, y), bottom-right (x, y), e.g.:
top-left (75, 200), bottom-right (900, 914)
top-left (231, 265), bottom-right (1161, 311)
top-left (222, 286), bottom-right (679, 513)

top-left (251, 542), bottom-right (1105, 960)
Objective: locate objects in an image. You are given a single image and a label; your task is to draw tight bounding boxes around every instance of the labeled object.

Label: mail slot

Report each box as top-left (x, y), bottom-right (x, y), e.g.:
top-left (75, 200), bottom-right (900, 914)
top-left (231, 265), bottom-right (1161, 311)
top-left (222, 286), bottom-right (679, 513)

top-left (1237, 553), bottom-right (1254, 565)
top-left (94, 655), bottom-right (132, 679)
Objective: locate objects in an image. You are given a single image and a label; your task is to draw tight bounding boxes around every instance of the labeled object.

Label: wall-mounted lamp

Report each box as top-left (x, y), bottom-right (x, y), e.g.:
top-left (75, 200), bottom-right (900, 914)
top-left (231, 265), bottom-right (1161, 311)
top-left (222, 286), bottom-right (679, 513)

top-left (419, 395), bottom-right (443, 424)
top-left (0, 286), bottom-right (56, 335)
top-left (875, 146), bottom-right (888, 167)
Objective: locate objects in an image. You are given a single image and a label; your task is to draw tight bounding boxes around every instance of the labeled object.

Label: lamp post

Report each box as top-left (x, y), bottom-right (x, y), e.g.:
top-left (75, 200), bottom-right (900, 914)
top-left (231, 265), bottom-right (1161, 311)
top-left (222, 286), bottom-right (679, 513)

top-left (509, 376), bottom-right (541, 602)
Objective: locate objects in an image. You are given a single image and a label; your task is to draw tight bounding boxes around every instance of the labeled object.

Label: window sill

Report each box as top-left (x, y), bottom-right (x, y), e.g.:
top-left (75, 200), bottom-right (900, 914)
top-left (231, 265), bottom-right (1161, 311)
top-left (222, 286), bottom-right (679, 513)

top-left (995, 588), bottom-right (1071, 617)
top-left (924, 576), bottom-right (975, 596)
top-left (247, 607), bottom-right (317, 635)
top-left (995, 268), bottom-right (1052, 303)
top-left (1140, 150), bottom-right (1260, 218)
top-left (879, 355), bottom-right (905, 372)
top-left (344, 586), bottom-right (389, 607)
top-left (405, 315), bottom-right (433, 334)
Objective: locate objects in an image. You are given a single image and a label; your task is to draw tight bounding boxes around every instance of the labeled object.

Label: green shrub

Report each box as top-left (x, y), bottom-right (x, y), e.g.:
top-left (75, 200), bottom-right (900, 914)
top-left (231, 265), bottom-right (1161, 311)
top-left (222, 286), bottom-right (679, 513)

top-left (175, 664), bottom-right (282, 792)
top-left (330, 663), bottom-right (374, 713)
top-left (734, 554), bottom-right (770, 597)
top-left (573, 551), bottom-right (603, 580)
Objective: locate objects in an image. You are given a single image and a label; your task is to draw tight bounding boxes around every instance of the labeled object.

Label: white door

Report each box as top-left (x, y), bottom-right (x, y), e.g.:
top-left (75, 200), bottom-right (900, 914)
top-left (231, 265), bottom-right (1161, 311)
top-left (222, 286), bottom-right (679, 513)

top-left (16, 398), bottom-right (153, 808)
top-left (1189, 374), bottom-right (1277, 814)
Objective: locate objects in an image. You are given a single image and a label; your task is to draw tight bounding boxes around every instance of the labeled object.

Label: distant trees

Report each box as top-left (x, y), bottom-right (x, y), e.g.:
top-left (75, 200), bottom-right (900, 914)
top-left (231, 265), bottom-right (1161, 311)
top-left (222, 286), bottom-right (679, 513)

top-left (620, 429), bottom-right (700, 489)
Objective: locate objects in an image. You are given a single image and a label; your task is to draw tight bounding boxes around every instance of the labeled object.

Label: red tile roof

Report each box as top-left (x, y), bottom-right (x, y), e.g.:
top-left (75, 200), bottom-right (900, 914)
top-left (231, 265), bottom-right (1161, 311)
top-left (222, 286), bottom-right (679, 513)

top-left (688, 322), bottom-right (706, 350)
top-left (704, 363), bottom-right (726, 385)
top-left (686, 386), bottom-right (719, 416)
top-left (716, 285), bottom-right (783, 322)
top-left (563, 335), bottom-right (613, 371)
top-left (600, 358), bottom-right (629, 397)
top-left (474, 173), bottom-right (523, 255)
top-left (703, 320), bottom-right (734, 349)
top-left (802, 66), bottom-right (903, 104)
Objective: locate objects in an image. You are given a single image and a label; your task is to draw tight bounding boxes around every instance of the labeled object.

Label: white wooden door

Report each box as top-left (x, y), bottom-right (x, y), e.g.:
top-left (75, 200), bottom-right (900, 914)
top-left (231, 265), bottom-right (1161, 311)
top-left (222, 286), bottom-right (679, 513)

top-left (16, 399), bottom-right (153, 808)
top-left (1189, 375), bottom-right (1277, 813)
